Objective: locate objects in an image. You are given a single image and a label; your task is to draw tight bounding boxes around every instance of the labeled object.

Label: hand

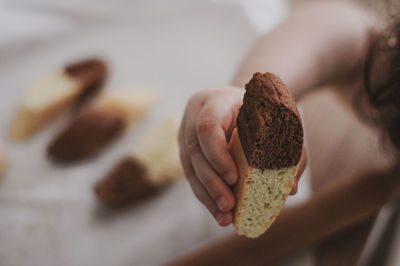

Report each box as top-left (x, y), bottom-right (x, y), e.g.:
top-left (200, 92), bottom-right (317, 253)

top-left (179, 87), bottom-right (244, 226)
top-left (290, 147), bottom-right (307, 195)
top-left (179, 87), bottom-right (306, 226)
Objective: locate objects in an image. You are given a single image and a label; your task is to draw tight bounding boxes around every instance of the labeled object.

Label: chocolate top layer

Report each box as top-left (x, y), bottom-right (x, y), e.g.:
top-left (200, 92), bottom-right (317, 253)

top-left (65, 58), bottom-right (107, 104)
top-left (236, 72), bottom-right (303, 170)
top-left (95, 157), bottom-right (157, 206)
top-left (47, 109), bottom-right (125, 162)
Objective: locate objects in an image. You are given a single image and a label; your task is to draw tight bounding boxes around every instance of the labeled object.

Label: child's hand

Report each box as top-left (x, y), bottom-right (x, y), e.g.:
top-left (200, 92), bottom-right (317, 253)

top-left (178, 87), bottom-right (306, 226)
top-left (290, 147), bottom-right (307, 195)
top-left (179, 87), bottom-right (244, 226)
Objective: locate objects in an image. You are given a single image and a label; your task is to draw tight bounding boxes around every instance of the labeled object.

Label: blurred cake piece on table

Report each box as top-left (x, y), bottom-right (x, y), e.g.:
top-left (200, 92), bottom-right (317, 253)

top-left (95, 118), bottom-right (182, 206)
top-left (10, 58), bottom-right (107, 140)
top-left (48, 90), bottom-right (156, 163)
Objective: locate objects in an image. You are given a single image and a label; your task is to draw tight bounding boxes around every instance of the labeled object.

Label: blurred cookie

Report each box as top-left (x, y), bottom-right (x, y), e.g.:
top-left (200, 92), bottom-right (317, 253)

top-left (10, 58), bottom-right (107, 140)
top-left (95, 118), bottom-right (182, 206)
top-left (48, 90), bottom-right (156, 162)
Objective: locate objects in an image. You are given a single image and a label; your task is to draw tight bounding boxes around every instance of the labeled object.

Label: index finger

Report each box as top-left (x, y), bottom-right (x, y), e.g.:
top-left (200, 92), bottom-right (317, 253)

top-left (196, 103), bottom-right (238, 185)
top-left (290, 147), bottom-right (307, 195)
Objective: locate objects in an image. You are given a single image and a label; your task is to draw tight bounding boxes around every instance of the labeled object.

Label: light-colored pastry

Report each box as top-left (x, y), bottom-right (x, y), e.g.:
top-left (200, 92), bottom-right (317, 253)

top-left (95, 118), bottom-right (182, 206)
top-left (10, 58), bottom-right (107, 140)
top-left (93, 90), bottom-right (156, 123)
top-left (228, 72), bottom-right (303, 238)
top-left (0, 144), bottom-right (6, 183)
top-left (47, 90), bottom-right (156, 162)
top-left (131, 118), bottom-right (182, 185)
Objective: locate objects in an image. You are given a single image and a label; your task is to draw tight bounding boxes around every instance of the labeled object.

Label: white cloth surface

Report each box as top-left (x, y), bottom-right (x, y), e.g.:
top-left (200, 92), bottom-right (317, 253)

top-left (0, 1), bottom-right (315, 265)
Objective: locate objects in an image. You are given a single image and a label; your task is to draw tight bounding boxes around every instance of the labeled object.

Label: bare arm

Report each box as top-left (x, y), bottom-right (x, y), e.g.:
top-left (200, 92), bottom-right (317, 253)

top-left (233, 1), bottom-right (378, 100)
top-left (168, 165), bottom-right (400, 266)
top-left (178, 0), bottom-right (379, 226)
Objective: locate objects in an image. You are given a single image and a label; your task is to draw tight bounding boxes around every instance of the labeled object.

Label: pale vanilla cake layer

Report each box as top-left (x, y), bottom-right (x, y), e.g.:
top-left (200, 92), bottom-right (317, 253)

top-left (10, 59), bottom-right (107, 140)
top-left (131, 118), bottom-right (182, 185)
top-left (95, 90), bottom-right (157, 123)
top-left (229, 129), bottom-right (299, 238)
top-left (10, 72), bottom-right (81, 140)
top-left (23, 72), bottom-right (80, 109)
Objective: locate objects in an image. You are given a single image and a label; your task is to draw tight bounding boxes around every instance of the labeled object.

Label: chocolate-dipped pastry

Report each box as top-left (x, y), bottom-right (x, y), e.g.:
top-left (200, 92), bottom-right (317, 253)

top-left (48, 90), bottom-right (156, 163)
top-left (48, 110), bottom-right (125, 162)
top-left (95, 158), bottom-right (158, 205)
top-left (10, 58), bottom-right (107, 140)
top-left (95, 118), bottom-right (182, 206)
top-left (229, 72), bottom-right (303, 238)
top-left (65, 58), bottom-right (107, 105)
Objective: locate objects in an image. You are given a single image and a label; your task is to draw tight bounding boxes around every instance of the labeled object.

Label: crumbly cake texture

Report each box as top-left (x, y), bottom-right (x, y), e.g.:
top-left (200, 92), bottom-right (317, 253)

top-left (236, 72), bottom-right (303, 170)
top-left (229, 129), bottom-right (299, 238)
top-left (229, 72), bottom-right (303, 238)
top-left (95, 118), bottom-right (182, 206)
top-left (9, 58), bottom-right (107, 140)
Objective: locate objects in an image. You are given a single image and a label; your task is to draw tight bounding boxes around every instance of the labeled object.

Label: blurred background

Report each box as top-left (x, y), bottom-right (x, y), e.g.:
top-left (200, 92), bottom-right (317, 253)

top-left (0, 0), bottom-right (393, 266)
top-left (0, 1), bottom-right (286, 266)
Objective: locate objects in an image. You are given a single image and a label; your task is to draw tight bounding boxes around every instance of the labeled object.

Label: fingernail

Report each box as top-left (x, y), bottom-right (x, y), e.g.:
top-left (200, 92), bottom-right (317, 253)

top-left (215, 212), bottom-right (224, 224)
top-left (224, 171), bottom-right (237, 184)
top-left (216, 196), bottom-right (227, 211)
